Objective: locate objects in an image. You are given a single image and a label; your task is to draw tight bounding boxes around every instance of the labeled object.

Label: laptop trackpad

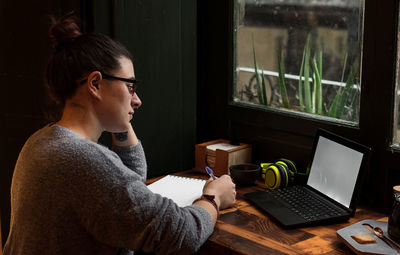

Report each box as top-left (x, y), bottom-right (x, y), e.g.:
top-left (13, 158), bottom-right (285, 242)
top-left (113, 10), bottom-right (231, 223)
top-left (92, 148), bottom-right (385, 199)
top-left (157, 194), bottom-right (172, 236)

top-left (245, 191), bottom-right (305, 227)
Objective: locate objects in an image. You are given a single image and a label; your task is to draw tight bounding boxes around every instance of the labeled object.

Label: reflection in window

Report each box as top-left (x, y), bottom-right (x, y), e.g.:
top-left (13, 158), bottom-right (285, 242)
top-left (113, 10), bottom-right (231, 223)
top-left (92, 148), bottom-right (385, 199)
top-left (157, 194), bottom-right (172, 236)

top-left (393, 10), bottom-right (400, 145)
top-left (234, 0), bottom-right (364, 123)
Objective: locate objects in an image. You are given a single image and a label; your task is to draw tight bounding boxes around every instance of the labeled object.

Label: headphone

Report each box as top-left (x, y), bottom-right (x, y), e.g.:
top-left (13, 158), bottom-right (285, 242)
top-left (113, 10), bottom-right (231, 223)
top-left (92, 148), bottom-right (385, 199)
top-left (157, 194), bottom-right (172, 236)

top-left (261, 158), bottom-right (306, 189)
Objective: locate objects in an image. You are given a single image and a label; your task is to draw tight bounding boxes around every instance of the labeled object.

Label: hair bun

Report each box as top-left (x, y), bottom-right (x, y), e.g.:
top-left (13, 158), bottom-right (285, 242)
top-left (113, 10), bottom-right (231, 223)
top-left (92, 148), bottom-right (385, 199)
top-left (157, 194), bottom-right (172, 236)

top-left (49, 12), bottom-right (82, 49)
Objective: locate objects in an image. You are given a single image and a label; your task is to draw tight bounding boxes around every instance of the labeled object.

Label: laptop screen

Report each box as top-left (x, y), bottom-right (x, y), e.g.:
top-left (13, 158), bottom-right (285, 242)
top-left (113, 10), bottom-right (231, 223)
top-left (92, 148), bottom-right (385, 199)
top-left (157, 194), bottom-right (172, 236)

top-left (307, 135), bottom-right (364, 208)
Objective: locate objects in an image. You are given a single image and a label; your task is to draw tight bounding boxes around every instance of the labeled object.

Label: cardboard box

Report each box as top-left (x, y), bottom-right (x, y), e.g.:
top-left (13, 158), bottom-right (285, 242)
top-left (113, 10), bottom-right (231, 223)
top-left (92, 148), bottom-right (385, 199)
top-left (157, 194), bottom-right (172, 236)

top-left (195, 139), bottom-right (252, 176)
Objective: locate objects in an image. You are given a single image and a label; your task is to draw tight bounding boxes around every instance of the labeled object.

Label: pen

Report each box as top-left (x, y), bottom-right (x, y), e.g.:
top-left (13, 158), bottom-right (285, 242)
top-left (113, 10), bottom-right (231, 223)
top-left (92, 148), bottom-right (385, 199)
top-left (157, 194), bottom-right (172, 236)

top-left (205, 166), bottom-right (217, 180)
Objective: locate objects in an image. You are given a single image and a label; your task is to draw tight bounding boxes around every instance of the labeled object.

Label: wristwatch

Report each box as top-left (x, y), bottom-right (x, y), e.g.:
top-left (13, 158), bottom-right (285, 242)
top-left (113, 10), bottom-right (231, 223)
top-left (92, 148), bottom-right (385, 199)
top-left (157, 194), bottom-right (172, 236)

top-left (193, 194), bottom-right (219, 216)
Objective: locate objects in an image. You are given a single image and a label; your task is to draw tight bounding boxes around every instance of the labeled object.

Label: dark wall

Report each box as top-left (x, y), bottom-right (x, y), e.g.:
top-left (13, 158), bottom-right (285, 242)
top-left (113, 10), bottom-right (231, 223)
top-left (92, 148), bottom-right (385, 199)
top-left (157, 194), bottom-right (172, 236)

top-left (0, 0), bottom-right (197, 245)
top-left (103, 0), bottom-right (198, 178)
top-left (0, 0), bottom-right (85, 245)
top-left (197, 0), bottom-right (231, 143)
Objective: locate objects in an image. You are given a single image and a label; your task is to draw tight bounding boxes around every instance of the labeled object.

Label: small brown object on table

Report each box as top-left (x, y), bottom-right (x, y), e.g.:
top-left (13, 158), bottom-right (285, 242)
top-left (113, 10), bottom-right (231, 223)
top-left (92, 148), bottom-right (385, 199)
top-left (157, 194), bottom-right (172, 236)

top-left (194, 139), bottom-right (252, 176)
top-left (351, 234), bottom-right (376, 244)
top-left (147, 170), bottom-right (387, 255)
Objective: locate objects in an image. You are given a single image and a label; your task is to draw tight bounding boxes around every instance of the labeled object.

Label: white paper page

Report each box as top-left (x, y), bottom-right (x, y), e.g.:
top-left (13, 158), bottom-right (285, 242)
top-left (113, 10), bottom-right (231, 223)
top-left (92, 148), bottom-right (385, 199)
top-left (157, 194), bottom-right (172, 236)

top-left (147, 175), bottom-right (206, 207)
top-left (206, 143), bottom-right (240, 151)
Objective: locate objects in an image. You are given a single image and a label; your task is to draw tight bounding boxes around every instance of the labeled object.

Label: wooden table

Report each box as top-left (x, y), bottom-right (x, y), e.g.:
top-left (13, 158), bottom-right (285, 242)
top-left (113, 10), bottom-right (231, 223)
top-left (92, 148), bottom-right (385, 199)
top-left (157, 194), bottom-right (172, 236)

top-left (148, 171), bottom-right (387, 255)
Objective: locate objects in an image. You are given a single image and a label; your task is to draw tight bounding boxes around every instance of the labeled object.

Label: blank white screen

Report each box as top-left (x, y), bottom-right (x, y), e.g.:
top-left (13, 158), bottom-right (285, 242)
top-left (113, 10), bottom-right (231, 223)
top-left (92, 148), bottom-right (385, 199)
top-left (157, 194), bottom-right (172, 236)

top-left (307, 136), bottom-right (364, 208)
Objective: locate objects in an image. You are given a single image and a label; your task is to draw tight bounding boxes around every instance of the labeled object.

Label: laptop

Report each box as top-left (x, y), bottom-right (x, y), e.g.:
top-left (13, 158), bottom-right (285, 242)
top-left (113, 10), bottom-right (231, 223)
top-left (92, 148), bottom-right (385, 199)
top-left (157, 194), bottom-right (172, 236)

top-left (245, 129), bottom-right (371, 228)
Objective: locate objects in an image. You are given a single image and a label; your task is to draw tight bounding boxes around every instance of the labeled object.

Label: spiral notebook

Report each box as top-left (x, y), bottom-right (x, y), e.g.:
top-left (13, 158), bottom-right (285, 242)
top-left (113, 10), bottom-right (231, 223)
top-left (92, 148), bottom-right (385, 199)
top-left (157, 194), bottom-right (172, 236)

top-left (147, 175), bottom-right (206, 207)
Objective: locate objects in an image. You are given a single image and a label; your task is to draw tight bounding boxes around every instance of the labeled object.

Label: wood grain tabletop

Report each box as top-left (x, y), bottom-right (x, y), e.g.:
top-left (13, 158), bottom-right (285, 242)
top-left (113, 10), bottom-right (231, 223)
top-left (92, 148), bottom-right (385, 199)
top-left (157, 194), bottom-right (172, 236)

top-left (147, 171), bottom-right (387, 255)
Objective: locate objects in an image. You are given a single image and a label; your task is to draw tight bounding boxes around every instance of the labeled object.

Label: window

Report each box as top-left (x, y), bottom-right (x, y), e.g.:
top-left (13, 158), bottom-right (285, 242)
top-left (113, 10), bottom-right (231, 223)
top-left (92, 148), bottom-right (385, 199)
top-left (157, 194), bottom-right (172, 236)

top-left (394, 10), bottom-right (400, 146)
top-left (197, 0), bottom-right (400, 207)
top-left (234, 0), bottom-right (364, 124)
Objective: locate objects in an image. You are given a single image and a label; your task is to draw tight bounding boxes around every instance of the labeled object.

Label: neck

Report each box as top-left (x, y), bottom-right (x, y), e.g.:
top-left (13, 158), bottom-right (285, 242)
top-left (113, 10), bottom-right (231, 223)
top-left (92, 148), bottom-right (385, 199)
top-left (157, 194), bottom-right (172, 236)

top-left (57, 101), bottom-right (102, 142)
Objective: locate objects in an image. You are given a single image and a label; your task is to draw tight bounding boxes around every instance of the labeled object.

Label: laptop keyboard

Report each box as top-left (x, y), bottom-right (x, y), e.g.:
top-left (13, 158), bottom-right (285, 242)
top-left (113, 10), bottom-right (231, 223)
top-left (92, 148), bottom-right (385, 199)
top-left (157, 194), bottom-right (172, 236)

top-left (265, 186), bottom-right (345, 222)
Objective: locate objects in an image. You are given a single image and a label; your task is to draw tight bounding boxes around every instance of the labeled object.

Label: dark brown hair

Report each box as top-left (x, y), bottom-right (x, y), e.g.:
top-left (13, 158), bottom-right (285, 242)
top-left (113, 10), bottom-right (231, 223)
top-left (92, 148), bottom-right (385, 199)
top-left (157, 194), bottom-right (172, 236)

top-left (45, 13), bottom-right (132, 106)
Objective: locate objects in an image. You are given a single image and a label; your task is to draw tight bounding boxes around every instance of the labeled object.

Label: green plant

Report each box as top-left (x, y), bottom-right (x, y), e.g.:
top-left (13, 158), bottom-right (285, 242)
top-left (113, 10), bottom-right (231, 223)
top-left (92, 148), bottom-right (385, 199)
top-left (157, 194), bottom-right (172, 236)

top-left (249, 32), bottom-right (359, 121)
top-left (297, 35), bottom-right (358, 120)
top-left (278, 49), bottom-right (290, 108)
top-left (299, 35), bottom-right (323, 114)
top-left (328, 54), bottom-right (359, 119)
top-left (311, 50), bottom-right (323, 115)
top-left (252, 34), bottom-right (268, 105)
top-left (298, 35), bottom-right (312, 113)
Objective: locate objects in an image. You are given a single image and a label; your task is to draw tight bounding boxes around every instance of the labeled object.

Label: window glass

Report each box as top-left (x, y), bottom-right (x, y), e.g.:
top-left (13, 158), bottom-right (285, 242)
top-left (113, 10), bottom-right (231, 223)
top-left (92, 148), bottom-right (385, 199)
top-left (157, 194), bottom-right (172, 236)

top-left (234, 0), bottom-right (364, 123)
top-left (393, 11), bottom-right (400, 145)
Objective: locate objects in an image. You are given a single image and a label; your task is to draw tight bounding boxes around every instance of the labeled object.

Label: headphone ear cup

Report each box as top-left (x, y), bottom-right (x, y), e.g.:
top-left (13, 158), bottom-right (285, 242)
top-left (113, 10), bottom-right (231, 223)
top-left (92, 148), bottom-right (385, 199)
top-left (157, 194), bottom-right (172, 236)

top-left (277, 158), bottom-right (297, 182)
top-left (277, 158), bottom-right (297, 173)
top-left (261, 161), bottom-right (294, 189)
top-left (274, 163), bottom-right (289, 188)
top-left (263, 164), bottom-right (283, 189)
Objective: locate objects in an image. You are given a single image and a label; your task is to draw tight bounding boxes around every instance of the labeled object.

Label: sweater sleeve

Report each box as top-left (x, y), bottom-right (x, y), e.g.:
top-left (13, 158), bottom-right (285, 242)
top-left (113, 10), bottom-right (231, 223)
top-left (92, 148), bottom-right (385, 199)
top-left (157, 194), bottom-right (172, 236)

top-left (112, 141), bottom-right (147, 182)
top-left (66, 142), bottom-right (214, 254)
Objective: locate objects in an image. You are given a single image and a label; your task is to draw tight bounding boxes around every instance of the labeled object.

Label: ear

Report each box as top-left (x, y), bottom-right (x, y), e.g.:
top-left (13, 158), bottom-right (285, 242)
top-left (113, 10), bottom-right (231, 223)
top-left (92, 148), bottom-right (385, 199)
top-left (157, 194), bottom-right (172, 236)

top-left (86, 71), bottom-right (103, 99)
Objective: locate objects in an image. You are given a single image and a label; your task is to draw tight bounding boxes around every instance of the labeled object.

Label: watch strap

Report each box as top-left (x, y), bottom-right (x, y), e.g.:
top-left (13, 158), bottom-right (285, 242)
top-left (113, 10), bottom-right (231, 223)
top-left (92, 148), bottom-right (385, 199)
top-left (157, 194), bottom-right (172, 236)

top-left (193, 194), bottom-right (219, 216)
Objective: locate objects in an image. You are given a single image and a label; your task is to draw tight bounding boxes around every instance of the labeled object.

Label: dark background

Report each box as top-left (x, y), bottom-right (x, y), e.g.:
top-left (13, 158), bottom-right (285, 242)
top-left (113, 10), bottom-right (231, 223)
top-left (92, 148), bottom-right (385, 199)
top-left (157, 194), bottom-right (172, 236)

top-left (1, 0), bottom-right (400, 247)
top-left (0, 0), bottom-right (198, 245)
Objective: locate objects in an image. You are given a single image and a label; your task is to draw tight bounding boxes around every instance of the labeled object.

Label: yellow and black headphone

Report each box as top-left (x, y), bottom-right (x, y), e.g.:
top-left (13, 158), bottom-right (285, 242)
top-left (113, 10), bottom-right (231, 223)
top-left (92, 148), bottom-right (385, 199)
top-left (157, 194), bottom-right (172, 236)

top-left (261, 158), bottom-right (306, 189)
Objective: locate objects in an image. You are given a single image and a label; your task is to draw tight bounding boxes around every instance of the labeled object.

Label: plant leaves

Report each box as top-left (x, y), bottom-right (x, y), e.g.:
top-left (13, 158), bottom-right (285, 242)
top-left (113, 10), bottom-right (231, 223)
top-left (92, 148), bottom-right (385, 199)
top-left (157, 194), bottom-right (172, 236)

top-left (298, 40), bottom-right (306, 112)
top-left (312, 55), bottom-right (323, 115)
top-left (328, 52), bottom-right (349, 118)
top-left (261, 69), bottom-right (268, 105)
top-left (278, 50), bottom-right (290, 108)
top-left (304, 35), bottom-right (312, 113)
top-left (252, 34), bottom-right (264, 105)
top-left (336, 58), bottom-right (359, 118)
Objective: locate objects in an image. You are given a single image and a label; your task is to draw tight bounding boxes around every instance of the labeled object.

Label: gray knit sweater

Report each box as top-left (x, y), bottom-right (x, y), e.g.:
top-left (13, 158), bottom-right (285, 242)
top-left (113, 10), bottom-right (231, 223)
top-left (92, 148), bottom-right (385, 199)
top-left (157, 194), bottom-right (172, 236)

top-left (3, 125), bottom-right (213, 255)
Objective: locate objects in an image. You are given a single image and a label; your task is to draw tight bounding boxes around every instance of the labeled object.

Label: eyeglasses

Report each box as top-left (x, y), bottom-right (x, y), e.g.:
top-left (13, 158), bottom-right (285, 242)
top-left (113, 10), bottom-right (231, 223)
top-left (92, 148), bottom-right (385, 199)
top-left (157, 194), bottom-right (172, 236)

top-left (102, 73), bottom-right (137, 96)
top-left (78, 73), bottom-right (138, 96)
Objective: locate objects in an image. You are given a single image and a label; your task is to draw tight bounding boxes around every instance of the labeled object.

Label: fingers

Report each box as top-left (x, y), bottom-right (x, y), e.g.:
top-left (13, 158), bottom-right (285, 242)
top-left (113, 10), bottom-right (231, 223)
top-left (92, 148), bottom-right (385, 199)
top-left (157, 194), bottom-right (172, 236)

top-left (232, 190), bottom-right (237, 205)
top-left (219, 174), bottom-right (234, 184)
top-left (206, 177), bottom-right (213, 184)
top-left (203, 174), bottom-right (237, 209)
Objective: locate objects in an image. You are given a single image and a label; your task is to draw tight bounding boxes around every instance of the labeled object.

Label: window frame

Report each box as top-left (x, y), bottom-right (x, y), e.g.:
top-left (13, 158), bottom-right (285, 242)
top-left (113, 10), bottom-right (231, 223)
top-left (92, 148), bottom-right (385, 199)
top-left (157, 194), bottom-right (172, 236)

top-left (197, 0), bottom-right (400, 207)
